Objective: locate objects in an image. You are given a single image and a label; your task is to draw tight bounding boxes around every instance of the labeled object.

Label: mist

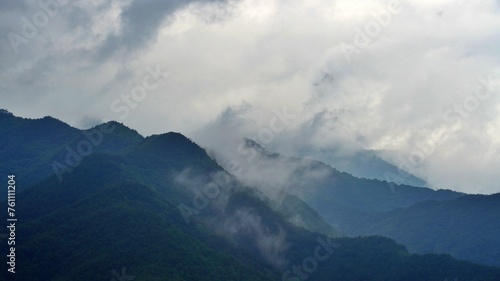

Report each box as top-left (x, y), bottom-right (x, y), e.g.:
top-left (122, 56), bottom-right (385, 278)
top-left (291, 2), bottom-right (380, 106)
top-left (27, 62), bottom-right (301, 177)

top-left (2, 0), bottom-right (500, 193)
top-left (173, 168), bottom-right (290, 268)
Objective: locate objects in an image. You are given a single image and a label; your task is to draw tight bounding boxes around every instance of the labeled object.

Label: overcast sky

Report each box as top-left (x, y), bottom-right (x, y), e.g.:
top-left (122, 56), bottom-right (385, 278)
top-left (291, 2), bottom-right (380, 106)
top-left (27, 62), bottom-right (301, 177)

top-left (2, 0), bottom-right (500, 194)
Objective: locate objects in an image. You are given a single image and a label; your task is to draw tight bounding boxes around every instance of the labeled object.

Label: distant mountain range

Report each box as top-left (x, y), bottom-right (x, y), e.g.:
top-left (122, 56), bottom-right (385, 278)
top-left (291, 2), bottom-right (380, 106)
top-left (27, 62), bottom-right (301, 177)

top-left (226, 139), bottom-right (500, 268)
top-left (294, 145), bottom-right (428, 187)
top-left (1, 109), bottom-right (500, 280)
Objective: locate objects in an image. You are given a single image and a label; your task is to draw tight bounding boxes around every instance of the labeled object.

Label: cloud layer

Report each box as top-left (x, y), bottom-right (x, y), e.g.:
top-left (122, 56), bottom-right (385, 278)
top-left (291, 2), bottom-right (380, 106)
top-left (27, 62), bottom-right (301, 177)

top-left (2, 0), bottom-right (500, 194)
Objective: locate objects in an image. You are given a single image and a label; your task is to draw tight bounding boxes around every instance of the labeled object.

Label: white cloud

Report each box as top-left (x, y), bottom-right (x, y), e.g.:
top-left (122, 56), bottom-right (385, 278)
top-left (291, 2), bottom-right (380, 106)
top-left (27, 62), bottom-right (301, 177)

top-left (2, 0), bottom-right (500, 193)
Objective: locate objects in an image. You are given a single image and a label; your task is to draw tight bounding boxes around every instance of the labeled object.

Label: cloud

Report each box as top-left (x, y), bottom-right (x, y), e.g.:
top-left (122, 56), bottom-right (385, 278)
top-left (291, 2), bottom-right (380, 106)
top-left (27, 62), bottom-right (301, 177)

top-left (95, 0), bottom-right (233, 60)
top-left (192, 109), bottom-right (332, 204)
top-left (173, 168), bottom-right (290, 268)
top-left (216, 208), bottom-right (289, 268)
top-left (2, 0), bottom-right (500, 194)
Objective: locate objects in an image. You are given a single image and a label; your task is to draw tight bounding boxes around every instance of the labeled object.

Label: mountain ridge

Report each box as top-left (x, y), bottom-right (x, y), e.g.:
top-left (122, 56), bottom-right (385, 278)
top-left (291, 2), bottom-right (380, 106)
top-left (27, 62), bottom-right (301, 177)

top-left (211, 138), bottom-right (500, 267)
top-left (2, 111), bottom-right (500, 280)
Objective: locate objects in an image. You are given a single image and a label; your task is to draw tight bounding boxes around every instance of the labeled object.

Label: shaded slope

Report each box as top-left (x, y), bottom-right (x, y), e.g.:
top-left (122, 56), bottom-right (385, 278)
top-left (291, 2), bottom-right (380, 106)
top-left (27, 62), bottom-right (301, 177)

top-left (345, 193), bottom-right (500, 267)
top-left (0, 112), bottom-right (80, 191)
top-left (0, 112), bottom-right (143, 197)
top-left (208, 139), bottom-right (500, 267)
top-left (2, 114), bottom-right (500, 280)
top-left (12, 181), bottom-right (278, 281)
top-left (2, 153), bottom-right (499, 280)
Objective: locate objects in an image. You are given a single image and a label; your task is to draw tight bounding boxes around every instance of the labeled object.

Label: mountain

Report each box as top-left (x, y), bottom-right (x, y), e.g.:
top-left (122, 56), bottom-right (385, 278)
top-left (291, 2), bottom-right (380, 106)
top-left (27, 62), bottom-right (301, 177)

top-left (342, 193), bottom-right (500, 267)
top-left (211, 139), bottom-right (500, 268)
top-left (0, 112), bottom-right (80, 191)
top-left (220, 138), bottom-right (461, 213)
top-left (0, 111), bottom-right (143, 198)
top-left (6, 155), bottom-right (277, 280)
top-left (1, 112), bottom-right (500, 280)
top-left (295, 144), bottom-right (427, 187)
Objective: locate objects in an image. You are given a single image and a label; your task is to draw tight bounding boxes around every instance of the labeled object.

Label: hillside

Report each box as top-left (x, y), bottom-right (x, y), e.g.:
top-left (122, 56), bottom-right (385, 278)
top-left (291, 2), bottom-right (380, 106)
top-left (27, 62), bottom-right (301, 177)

top-left (210, 139), bottom-right (500, 267)
top-left (1, 113), bottom-right (500, 280)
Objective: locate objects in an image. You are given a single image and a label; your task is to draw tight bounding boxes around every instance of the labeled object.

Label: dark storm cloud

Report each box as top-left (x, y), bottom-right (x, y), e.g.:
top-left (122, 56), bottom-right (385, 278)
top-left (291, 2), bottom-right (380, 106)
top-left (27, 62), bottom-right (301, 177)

top-left (95, 0), bottom-right (228, 60)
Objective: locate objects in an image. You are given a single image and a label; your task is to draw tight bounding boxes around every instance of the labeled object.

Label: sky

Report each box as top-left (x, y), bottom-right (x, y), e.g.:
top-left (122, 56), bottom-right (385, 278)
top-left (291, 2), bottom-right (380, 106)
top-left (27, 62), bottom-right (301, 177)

top-left (1, 0), bottom-right (500, 194)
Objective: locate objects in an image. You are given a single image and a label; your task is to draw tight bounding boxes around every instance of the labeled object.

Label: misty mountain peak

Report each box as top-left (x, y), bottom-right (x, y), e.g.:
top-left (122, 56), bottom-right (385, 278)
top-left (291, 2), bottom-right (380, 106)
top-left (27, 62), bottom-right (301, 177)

top-left (89, 120), bottom-right (143, 140)
top-left (243, 138), bottom-right (280, 158)
top-left (139, 132), bottom-right (208, 158)
top-left (146, 132), bottom-right (195, 145)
